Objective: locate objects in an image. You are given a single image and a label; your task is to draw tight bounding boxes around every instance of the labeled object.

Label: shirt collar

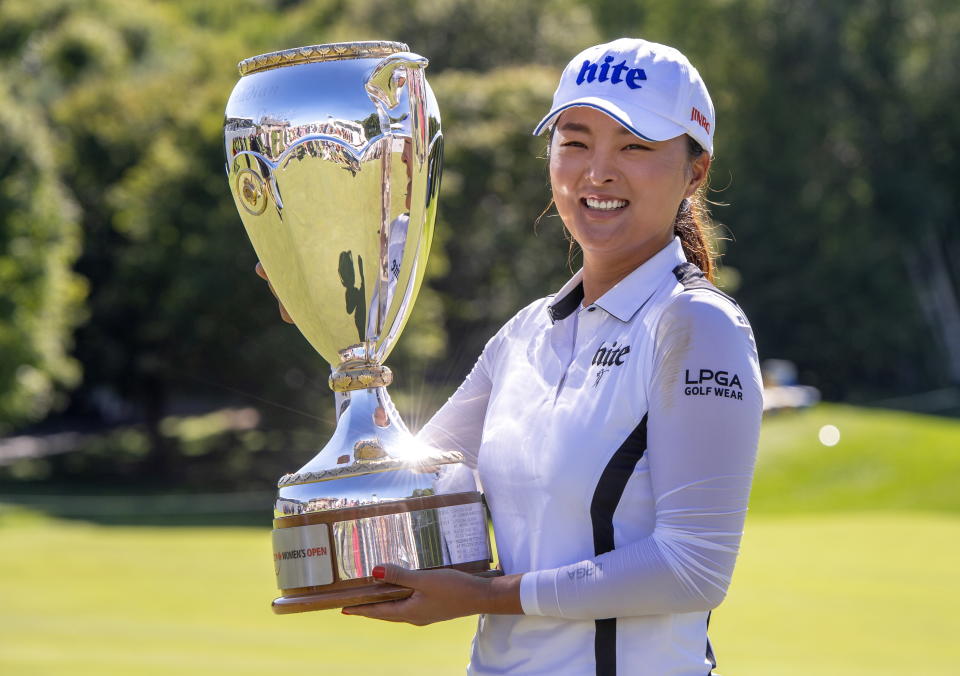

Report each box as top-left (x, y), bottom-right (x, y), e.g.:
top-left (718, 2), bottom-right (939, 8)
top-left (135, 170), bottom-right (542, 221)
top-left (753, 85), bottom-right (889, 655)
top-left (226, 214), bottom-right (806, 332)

top-left (546, 271), bottom-right (584, 323)
top-left (546, 237), bottom-right (687, 324)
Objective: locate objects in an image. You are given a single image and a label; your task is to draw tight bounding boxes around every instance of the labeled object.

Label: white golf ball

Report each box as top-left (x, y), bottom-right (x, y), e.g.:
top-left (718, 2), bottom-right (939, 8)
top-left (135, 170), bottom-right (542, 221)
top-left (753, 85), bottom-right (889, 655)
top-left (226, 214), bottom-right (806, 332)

top-left (818, 424), bottom-right (840, 447)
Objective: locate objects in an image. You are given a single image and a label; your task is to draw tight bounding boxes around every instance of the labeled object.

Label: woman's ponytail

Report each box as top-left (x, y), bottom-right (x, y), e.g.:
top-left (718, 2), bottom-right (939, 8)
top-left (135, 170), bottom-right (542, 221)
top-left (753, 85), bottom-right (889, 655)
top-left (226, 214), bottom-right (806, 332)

top-left (674, 137), bottom-right (716, 281)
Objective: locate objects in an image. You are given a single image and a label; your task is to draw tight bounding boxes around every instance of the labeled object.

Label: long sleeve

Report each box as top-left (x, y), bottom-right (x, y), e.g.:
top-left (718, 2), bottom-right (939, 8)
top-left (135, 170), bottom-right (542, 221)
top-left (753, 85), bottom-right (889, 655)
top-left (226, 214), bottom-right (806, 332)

top-left (521, 291), bottom-right (763, 619)
top-left (416, 332), bottom-right (500, 471)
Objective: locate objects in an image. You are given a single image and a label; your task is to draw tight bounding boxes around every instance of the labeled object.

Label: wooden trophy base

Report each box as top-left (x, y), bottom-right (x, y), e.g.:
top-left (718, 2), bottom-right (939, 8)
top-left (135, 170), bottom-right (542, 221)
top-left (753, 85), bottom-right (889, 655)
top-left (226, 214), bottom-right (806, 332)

top-left (272, 490), bottom-right (498, 614)
top-left (273, 560), bottom-right (499, 614)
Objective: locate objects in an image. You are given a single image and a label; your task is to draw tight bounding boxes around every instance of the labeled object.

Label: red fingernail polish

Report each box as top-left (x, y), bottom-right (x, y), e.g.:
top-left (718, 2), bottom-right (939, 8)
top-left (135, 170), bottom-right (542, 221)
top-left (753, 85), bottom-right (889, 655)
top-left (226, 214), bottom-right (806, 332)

top-left (372, 565), bottom-right (385, 579)
top-left (341, 608), bottom-right (351, 615)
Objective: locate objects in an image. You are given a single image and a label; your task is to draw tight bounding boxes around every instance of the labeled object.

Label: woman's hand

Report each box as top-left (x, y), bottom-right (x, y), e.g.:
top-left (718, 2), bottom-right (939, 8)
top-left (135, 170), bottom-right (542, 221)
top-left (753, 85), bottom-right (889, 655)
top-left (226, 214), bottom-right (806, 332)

top-left (341, 564), bottom-right (523, 626)
top-left (254, 262), bottom-right (294, 324)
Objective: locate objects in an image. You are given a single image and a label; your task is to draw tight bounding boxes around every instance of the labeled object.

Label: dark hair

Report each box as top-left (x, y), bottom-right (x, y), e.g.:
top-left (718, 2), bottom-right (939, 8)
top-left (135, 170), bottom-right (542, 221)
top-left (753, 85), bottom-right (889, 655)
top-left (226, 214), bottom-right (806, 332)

top-left (674, 136), bottom-right (716, 281)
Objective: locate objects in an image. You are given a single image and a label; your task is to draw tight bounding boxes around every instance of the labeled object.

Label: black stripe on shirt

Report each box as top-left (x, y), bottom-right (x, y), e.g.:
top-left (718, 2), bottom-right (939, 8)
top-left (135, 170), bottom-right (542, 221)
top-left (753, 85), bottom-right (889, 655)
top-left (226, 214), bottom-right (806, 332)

top-left (706, 611), bottom-right (717, 674)
top-left (594, 618), bottom-right (617, 676)
top-left (590, 414), bottom-right (649, 676)
top-left (672, 262), bottom-right (738, 307)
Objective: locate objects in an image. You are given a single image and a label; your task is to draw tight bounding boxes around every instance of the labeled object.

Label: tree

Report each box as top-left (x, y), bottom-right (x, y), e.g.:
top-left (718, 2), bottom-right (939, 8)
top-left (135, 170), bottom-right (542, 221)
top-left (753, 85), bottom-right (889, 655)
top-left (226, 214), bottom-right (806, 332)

top-left (582, 0), bottom-right (960, 399)
top-left (0, 76), bottom-right (86, 433)
top-left (4, 0), bottom-right (957, 486)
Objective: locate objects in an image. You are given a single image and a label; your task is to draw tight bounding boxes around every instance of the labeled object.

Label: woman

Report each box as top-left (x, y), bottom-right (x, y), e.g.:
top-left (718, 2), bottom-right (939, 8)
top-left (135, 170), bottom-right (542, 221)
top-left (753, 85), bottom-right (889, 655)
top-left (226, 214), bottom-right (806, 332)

top-left (264, 38), bottom-right (762, 676)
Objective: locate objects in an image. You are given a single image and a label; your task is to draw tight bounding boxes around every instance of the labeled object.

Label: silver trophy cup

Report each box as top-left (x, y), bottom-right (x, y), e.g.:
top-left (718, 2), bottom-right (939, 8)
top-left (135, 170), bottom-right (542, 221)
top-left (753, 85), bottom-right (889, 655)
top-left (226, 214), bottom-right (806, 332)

top-left (224, 41), bottom-right (494, 613)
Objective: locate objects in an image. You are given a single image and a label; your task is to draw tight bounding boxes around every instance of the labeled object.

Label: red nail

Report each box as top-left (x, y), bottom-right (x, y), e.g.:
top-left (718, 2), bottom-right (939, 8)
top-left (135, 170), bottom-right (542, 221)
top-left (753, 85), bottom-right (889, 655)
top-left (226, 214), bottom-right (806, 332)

top-left (341, 608), bottom-right (351, 615)
top-left (372, 565), bottom-right (385, 580)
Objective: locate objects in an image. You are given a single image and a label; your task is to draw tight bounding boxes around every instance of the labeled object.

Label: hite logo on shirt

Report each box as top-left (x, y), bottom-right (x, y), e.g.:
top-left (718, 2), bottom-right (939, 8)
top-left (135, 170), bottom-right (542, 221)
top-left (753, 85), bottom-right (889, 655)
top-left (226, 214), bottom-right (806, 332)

top-left (684, 368), bottom-right (743, 400)
top-left (591, 341), bottom-right (631, 388)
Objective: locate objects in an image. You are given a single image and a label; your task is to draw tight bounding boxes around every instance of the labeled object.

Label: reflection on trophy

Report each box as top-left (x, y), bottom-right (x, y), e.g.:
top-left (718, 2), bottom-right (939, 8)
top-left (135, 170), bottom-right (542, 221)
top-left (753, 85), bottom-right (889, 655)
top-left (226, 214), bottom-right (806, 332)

top-left (223, 41), bottom-right (494, 613)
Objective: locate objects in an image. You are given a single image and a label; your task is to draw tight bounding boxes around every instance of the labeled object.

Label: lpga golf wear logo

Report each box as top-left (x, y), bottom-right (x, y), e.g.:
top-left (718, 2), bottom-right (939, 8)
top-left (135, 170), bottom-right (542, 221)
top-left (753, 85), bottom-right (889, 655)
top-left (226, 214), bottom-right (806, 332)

top-left (684, 368), bottom-right (743, 400)
top-left (576, 55), bottom-right (647, 89)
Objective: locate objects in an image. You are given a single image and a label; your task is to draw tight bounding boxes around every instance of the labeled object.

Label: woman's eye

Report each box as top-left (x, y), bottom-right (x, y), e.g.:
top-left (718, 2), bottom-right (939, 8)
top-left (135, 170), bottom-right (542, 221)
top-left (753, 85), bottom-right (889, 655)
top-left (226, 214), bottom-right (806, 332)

top-left (624, 143), bottom-right (651, 151)
top-left (560, 140), bottom-right (586, 148)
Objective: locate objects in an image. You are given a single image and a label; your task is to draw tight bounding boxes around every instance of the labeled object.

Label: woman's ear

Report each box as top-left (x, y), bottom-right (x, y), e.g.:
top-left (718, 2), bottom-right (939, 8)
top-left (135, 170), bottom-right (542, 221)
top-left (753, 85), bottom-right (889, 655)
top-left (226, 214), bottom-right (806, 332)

top-left (685, 152), bottom-right (711, 198)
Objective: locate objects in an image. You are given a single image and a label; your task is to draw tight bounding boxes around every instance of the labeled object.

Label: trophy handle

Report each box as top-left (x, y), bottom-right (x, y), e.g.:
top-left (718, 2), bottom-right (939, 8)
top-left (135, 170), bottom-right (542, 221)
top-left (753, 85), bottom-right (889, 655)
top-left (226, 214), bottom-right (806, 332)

top-left (365, 52), bottom-right (429, 110)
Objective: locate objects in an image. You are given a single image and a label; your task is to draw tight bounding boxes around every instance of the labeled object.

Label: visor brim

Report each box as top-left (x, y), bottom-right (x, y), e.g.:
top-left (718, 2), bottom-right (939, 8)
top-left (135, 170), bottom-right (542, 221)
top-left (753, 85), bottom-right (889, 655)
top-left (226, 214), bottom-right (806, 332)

top-left (532, 97), bottom-right (711, 155)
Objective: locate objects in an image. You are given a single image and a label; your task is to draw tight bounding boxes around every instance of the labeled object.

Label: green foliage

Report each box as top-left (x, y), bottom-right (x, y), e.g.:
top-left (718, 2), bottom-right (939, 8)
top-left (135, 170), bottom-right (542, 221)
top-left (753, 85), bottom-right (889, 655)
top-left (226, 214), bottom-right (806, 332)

top-left (718, 0), bottom-right (956, 399)
top-left (0, 0), bottom-right (329, 451)
top-left (280, 0), bottom-right (598, 72)
top-left (1, 0), bottom-right (958, 478)
top-left (430, 66), bottom-right (574, 366)
top-left (0, 408), bottom-right (332, 491)
top-left (608, 0), bottom-right (960, 399)
top-left (0, 75), bottom-right (86, 432)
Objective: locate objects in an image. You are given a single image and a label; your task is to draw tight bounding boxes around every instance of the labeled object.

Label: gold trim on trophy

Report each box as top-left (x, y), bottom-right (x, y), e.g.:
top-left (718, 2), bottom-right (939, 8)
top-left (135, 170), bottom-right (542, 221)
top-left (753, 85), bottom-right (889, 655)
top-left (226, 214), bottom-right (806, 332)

top-left (328, 363), bottom-right (394, 392)
top-left (238, 41), bottom-right (411, 76)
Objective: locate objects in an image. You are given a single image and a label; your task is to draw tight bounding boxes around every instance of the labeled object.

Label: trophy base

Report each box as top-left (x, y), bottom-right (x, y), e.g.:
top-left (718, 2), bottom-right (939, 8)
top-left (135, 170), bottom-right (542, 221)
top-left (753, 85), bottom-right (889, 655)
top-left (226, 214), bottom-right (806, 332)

top-left (272, 488), bottom-right (496, 615)
top-left (273, 560), bottom-right (499, 614)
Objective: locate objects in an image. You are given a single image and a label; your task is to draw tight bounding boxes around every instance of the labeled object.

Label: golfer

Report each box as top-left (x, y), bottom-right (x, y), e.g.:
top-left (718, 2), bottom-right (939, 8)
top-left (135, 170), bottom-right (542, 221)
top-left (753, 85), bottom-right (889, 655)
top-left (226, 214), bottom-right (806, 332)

top-left (267, 38), bottom-right (763, 676)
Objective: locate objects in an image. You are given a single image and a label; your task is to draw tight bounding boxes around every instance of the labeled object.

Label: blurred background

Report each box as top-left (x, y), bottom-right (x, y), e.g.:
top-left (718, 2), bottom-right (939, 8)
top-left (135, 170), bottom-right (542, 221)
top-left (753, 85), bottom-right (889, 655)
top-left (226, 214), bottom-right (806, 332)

top-left (0, 0), bottom-right (958, 674)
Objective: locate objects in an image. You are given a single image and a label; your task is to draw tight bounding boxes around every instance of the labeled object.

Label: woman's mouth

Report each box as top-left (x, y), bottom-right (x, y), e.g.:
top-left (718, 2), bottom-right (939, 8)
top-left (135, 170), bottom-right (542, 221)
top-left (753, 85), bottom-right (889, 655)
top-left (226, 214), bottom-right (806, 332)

top-left (582, 197), bottom-right (628, 211)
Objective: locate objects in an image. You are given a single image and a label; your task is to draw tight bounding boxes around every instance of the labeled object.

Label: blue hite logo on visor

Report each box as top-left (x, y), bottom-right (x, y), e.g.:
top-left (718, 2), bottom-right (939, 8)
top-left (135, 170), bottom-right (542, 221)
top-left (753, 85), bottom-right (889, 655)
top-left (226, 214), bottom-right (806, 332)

top-left (576, 56), bottom-right (647, 89)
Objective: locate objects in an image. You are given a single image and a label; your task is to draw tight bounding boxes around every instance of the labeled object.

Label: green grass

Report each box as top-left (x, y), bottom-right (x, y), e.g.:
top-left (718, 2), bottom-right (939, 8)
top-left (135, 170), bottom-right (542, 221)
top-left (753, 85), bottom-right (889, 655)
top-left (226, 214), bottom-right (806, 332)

top-left (711, 513), bottom-right (959, 675)
top-left (0, 507), bottom-right (477, 675)
top-left (1, 508), bottom-right (956, 675)
top-left (1, 404), bottom-right (958, 674)
top-left (751, 404), bottom-right (960, 513)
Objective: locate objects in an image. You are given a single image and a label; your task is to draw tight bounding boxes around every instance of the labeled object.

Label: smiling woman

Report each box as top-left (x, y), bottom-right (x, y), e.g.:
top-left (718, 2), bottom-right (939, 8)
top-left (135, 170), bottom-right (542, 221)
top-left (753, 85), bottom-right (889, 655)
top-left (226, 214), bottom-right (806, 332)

top-left (548, 107), bottom-right (711, 305)
top-left (263, 37), bottom-right (763, 676)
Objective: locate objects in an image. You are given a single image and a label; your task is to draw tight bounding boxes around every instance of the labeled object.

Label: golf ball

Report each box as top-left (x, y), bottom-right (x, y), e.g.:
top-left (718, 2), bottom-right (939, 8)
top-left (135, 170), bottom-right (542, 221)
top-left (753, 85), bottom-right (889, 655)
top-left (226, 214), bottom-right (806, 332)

top-left (818, 424), bottom-right (840, 447)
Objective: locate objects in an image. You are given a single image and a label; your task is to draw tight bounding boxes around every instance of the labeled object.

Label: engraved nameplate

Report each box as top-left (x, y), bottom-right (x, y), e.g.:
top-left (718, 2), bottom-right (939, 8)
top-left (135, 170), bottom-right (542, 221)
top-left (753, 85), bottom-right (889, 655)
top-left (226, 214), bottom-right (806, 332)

top-left (439, 502), bottom-right (489, 564)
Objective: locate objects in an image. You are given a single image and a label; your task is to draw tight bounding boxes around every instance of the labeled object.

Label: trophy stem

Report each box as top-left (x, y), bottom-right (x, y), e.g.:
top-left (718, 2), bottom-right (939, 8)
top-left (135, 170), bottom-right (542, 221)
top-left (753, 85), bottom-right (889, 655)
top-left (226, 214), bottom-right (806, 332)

top-left (277, 385), bottom-right (416, 491)
top-left (329, 361), bottom-right (393, 392)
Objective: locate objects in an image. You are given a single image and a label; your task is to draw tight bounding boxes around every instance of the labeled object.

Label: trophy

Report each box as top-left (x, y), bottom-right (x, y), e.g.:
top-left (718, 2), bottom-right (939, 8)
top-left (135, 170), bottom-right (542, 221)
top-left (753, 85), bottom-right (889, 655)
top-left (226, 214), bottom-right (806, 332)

top-left (224, 41), bottom-right (494, 613)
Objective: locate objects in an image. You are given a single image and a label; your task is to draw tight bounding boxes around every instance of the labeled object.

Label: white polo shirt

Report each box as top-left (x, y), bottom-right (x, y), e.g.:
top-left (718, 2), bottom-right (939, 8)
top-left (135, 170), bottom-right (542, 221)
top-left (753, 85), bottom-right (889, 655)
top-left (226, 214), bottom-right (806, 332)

top-left (420, 238), bottom-right (762, 676)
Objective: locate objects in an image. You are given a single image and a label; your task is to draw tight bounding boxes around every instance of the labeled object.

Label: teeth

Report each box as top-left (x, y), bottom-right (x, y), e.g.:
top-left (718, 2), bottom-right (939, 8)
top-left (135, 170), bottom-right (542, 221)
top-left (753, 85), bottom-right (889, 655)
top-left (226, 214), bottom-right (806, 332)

top-left (585, 198), bottom-right (627, 210)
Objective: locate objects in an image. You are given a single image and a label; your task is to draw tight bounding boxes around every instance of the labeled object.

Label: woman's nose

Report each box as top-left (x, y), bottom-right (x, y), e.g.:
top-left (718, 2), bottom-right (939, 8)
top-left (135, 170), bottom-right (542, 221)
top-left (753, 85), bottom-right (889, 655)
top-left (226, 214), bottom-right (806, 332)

top-left (585, 153), bottom-right (618, 184)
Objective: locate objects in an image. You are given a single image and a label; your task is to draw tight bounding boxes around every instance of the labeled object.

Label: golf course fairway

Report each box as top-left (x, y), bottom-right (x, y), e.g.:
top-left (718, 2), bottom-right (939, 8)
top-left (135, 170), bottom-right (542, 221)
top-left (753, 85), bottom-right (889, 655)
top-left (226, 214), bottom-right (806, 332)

top-left (2, 404), bottom-right (957, 674)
